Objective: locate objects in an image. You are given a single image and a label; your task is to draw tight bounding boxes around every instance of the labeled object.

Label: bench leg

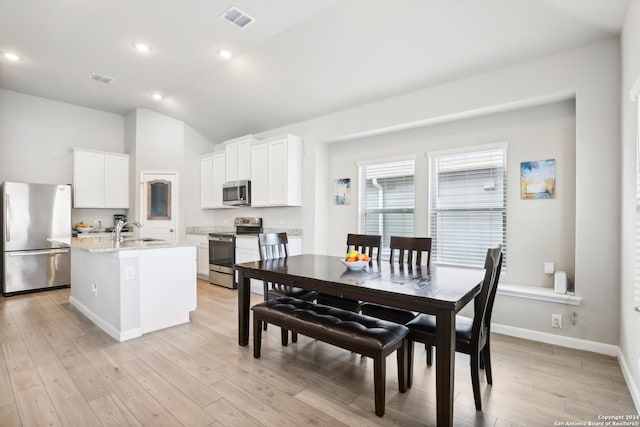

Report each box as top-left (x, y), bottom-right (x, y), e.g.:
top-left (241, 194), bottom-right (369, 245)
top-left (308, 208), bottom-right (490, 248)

top-left (292, 332), bottom-right (298, 343)
top-left (281, 328), bottom-right (288, 346)
top-left (373, 354), bottom-right (386, 417)
top-left (397, 340), bottom-right (408, 393)
top-left (253, 316), bottom-right (263, 358)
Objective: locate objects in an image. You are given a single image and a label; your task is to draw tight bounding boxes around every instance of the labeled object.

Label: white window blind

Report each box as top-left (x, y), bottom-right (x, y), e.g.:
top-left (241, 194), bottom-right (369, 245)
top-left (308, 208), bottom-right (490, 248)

top-left (358, 158), bottom-right (415, 260)
top-left (633, 82), bottom-right (640, 312)
top-left (429, 145), bottom-right (507, 268)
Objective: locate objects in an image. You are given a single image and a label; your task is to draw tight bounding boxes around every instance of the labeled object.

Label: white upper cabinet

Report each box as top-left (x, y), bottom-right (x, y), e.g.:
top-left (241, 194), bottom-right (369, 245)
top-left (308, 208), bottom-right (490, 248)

top-left (73, 149), bottom-right (129, 209)
top-left (212, 151), bottom-right (227, 208)
top-left (104, 154), bottom-right (129, 208)
top-left (201, 150), bottom-right (232, 209)
top-left (200, 155), bottom-right (214, 209)
top-left (250, 143), bottom-right (268, 207)
top-left (225, 136), bottom-right (253, 183)
top-left (251, 134), bottom-right (302, 207)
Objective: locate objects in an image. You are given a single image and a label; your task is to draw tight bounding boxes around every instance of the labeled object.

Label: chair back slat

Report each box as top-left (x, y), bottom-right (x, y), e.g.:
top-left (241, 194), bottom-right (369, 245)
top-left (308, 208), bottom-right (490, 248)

top-left (258, 233), bottom-right (288, 261)
top-left (389, 236), bottom-right (432, 266)
top-left (346, 233), bottom-right (381, 262)
top-left (472, 246), bottom-right (503, 341)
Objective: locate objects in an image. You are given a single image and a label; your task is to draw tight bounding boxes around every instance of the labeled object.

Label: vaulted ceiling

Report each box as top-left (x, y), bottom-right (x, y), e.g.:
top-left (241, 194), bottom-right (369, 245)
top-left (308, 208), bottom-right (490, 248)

top-left (0, 0), bottom-right (630, 143)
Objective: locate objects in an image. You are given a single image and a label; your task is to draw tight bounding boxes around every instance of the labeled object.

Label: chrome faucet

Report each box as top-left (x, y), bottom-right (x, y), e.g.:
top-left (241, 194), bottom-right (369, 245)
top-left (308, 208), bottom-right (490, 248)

top-left (114, 219), bottom-right (142, 242)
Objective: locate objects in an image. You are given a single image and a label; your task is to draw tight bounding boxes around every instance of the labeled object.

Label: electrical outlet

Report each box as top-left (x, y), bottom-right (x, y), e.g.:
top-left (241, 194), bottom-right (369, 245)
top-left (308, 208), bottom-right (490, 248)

top-left (91, 283), bottom-right (97, 296)
top-left (551, 313), bottom-right (562, 328)
top-left (125, 266), bottom-right (135, 280)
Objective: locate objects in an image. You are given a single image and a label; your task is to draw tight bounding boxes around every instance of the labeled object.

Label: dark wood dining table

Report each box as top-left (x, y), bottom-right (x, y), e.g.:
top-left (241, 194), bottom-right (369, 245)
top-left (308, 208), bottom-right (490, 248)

top-left (235, 254), bottom-right (484, 427)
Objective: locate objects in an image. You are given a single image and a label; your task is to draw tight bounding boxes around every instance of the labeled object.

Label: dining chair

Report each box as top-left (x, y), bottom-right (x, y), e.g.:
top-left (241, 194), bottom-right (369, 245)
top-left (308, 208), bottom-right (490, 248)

top-left (360, 236), bottom-right (432, 324)
top-left (258, 233), bottom-right (317, 340)
top-left (316, 233), bottom-right (382, 312)
top-left (406, 245), bottom-right (503, 411)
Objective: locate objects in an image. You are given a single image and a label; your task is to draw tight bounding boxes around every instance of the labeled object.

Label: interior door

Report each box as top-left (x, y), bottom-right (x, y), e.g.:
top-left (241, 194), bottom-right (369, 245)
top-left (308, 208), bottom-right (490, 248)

top-left (140, 172), bottom-right (178, 241)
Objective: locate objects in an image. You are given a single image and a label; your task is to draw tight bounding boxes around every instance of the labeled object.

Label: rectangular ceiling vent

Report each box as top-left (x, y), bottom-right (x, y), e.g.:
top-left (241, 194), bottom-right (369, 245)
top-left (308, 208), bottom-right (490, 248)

top-left (89, 72), bottom-right (115, 84)
top-left (221, 6), bottom-right (254, 29)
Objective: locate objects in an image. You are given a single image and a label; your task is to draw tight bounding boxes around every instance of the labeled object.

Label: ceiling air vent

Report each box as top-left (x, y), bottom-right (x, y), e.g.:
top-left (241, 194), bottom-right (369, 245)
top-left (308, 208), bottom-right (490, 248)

top-left (221, 6), bottom-right (255, 29)
top-left (89, 72), bottom-right (115, 84)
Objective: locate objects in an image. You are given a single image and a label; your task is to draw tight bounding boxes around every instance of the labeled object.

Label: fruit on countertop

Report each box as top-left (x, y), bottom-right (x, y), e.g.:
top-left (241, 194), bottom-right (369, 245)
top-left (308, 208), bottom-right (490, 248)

top-left (75, 222), bottom-right (93, 229)
top-left (345, 250), bottom-right (369, 262)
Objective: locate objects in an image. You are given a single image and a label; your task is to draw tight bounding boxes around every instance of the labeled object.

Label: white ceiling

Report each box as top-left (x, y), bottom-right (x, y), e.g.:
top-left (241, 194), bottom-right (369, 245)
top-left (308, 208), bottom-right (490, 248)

top-left (0, 0), bottom-right (630, 143)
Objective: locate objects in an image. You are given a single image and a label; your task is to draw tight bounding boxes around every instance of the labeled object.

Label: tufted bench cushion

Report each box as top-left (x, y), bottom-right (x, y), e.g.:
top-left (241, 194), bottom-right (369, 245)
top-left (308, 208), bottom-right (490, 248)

top-left (251, 296), bottom-right (409, 416)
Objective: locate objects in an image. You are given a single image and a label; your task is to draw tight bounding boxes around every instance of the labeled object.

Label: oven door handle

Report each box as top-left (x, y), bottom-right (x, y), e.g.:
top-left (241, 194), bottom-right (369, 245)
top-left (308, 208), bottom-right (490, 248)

top-left (209, 236), bottom-right (234, 243)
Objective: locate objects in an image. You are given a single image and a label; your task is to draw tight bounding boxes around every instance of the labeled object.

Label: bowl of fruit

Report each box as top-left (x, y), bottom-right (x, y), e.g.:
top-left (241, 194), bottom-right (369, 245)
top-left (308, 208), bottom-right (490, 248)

top-left (339, 250), bottom-right (370, 270)
top-left (74, 222), bottom-right (95, 233)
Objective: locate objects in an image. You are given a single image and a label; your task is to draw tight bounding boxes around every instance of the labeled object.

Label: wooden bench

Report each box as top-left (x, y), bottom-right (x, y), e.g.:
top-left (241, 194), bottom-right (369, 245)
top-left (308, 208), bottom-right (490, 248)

top-left (251, 296), bottom-right (409, 416)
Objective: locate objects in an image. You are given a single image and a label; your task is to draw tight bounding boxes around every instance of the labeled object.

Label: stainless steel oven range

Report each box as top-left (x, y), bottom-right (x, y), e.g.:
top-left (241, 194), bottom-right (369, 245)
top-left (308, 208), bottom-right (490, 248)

top-left (208, 217), bottom-right (262, 289)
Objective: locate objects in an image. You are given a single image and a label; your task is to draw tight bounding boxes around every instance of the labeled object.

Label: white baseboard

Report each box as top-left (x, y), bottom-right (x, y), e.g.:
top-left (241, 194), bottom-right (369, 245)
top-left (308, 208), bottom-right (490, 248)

top-left (69, 296), bottom-right (142, 342)
top-left (491, 323), bottom-right (618, 356)
top-left (617, 349), bottom-right (640, 414)
top-left (494, 323), bottom-right (640, 413)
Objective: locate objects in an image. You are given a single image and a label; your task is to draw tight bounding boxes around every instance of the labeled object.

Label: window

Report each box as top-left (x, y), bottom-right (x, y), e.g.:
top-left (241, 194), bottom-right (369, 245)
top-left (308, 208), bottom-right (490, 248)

top-left (633, 79), bottom-right (640, 312)
top-left (429, 144), bottom-right (507, 269)
top-left (358, 157), bottom-right (415, 260)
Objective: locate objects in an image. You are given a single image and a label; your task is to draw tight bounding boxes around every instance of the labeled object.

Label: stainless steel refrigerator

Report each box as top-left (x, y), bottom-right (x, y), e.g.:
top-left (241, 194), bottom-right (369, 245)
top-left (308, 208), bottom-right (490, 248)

top-left (1, 182), bottom-right (71, 295)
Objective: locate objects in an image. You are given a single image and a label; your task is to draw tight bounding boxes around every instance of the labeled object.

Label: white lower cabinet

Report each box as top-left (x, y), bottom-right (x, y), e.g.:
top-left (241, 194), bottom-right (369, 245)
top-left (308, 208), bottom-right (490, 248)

top-left (235, 235), bottom-right (302, 294)
top-left (186, 234), bottom-right (209, 280)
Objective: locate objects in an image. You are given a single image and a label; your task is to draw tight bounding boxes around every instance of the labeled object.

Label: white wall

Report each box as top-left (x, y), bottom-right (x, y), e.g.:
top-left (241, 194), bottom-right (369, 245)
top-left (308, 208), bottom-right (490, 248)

top-left (620, 0), bottom-right (640, 406)
top-left (254, 38), bottom-right (620, 345)
top-left (0, 89), bottom-right (128, 228)
top-left (325, 101), bottom-right (576, 287)
top-left (0, 89), bottom-right (124, 185)
top-left (127, 108), bottom-right (217, 238)
top-left (182, 124), bottom-right (216, 228)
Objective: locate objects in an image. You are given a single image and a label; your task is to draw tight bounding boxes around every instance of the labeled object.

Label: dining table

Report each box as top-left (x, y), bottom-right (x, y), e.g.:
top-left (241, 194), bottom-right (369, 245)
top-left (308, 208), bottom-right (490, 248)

top-left (235, 254), bottom-right (484, 427)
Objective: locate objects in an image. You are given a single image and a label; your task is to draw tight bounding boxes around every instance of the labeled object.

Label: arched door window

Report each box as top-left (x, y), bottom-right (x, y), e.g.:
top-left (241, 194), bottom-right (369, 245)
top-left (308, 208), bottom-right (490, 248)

top-left (146, 180), bottom-right (171, 220)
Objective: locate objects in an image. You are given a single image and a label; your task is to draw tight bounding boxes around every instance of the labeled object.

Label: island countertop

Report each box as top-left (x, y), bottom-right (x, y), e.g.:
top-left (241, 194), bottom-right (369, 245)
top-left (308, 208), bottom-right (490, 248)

top-left (52, 236), bottom-right (196, 253)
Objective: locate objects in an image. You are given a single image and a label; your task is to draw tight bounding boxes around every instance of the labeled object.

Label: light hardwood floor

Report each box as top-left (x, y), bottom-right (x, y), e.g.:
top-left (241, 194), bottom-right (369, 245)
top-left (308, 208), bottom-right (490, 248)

top-left (0, 279), bottom-right (636, 426)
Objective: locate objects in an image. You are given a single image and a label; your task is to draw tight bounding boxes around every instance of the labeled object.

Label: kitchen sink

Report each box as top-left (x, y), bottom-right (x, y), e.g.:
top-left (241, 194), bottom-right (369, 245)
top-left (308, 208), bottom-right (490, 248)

top-left (121, 238), bottom-right (164, 242)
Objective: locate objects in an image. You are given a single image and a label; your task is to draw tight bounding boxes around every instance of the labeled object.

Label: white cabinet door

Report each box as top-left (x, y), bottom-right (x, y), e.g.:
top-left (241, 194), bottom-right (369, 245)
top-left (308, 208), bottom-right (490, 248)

top-left (225, 143), bottom-right (238, 183)
top-left (74, 149), bottom-right (130, 209)
top-left (237, 139), bottom-right (251, 181)
top-left (74, 150), bottom-right (104, 208)
top-left (288, 237), bottom-right (303, 256)
top-left (268, 137), bottom-right (289, 206)
top-left (197, 243), bottom-right (209, 278)
top-left (200, 155), bottom-right (214, 209)
top-left (250, 143), bottom-right (269, 207)
top-left (212, 152), bottom-right (226, 208)
top-left (104, 154), bottom-right (129, 208)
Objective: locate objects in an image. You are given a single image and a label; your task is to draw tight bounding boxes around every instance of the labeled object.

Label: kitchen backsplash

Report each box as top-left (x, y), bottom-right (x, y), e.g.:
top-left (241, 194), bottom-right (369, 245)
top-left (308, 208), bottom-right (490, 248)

top-left (185, 225), bottom-right (303, 236)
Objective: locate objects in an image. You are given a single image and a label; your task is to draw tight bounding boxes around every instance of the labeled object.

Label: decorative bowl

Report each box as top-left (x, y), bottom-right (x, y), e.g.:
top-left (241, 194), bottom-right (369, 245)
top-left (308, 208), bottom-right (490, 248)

top-left (75, 225), bottom-right (95, 233)
top-left (339, 258), bottom-right (368, 270)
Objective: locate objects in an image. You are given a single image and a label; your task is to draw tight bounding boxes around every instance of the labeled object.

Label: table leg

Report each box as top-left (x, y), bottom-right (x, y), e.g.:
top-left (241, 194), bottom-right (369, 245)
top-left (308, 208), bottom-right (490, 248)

top-left (435, 309), bottom-right (456, 427)
top-left (238, 270), bottom-right (250, 346)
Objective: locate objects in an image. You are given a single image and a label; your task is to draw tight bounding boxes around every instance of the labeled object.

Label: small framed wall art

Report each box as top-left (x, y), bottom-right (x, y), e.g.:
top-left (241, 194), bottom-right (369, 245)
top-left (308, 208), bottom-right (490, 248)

top-left (335, 178), bottom-right (351, 205)
top-left (520, 159), bottom-right (556, 199)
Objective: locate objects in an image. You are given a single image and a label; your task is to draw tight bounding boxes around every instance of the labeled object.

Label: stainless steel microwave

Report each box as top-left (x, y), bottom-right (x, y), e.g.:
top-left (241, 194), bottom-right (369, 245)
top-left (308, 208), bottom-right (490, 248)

top-left (222, 180), bottom-right (251, 206)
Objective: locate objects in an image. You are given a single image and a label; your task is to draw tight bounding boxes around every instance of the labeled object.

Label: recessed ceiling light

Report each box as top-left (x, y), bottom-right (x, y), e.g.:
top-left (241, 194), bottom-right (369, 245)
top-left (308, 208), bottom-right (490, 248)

top-left (151, 93), bottom-right (164, 101)
top-left (219, 50), bottom-right (233, 60)
top-left (134, 43), bottom-right (152, 53)
top-left (3, 52), bottom-right (21, 62)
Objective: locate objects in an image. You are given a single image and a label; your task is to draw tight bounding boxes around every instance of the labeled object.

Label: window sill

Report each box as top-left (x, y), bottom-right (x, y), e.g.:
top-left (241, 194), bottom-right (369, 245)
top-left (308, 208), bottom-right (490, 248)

top-left (497, 283), bottom-right (582, 306)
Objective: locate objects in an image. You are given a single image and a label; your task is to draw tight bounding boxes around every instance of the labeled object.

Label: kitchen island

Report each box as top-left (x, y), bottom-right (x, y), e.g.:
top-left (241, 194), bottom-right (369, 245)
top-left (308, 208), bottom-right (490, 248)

top-left (64, 236), bottom-right (197, 342)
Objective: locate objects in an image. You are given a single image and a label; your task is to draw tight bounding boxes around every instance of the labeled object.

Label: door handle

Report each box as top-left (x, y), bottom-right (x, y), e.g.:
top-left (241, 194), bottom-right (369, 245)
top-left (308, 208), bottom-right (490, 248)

top-left (5, 194), bottom-right (10, 242)
top-left (170, 229), bottom-right (175, 232)
top-left (9, 249), bottom-right (69, 257)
